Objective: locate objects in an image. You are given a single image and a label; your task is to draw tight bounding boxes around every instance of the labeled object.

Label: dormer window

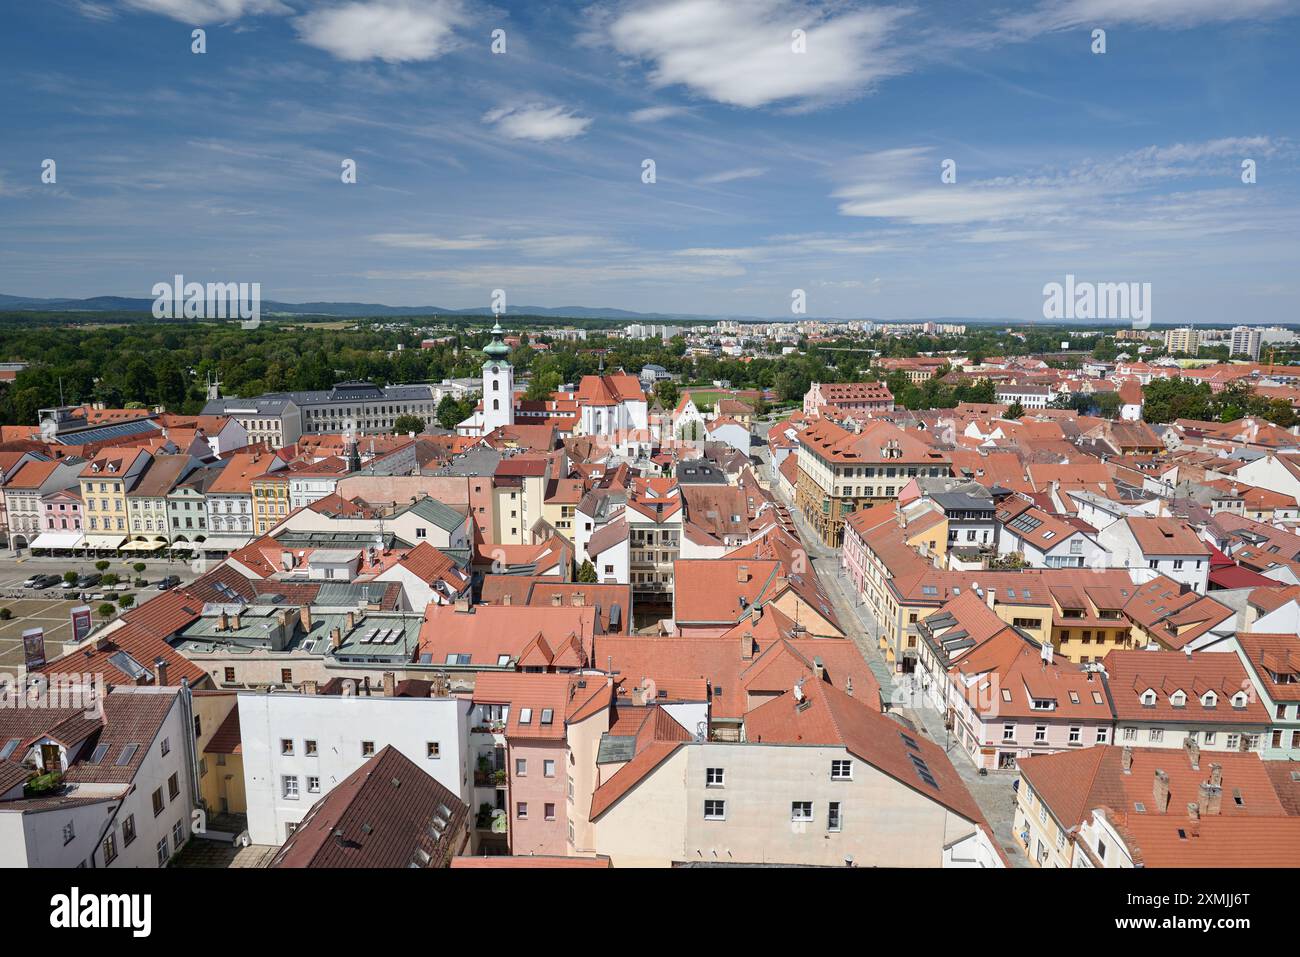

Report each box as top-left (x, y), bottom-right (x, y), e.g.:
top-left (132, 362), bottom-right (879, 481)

top-left (1232, 692), bottom-right (1247, 710)
top-left (1140, 689), bottom-right (1157, 707)
top-left (1202, 691), bottom-right (1217, 708)
top-left (1170, 691), bottom-right (1186, 708)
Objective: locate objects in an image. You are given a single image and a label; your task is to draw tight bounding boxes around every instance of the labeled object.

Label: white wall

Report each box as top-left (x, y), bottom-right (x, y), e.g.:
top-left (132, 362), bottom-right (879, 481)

top-left (238, 692), bottom-right (471, 845)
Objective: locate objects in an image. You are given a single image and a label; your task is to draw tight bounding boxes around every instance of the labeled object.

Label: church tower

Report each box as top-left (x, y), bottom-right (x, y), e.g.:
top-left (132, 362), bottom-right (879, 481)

top-left (481, 319), bottom-right (515, 432)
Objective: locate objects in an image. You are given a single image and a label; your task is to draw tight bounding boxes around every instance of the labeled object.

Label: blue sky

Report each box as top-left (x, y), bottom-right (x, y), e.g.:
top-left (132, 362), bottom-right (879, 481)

top-left (1, 0), bottom-right (1297, 322)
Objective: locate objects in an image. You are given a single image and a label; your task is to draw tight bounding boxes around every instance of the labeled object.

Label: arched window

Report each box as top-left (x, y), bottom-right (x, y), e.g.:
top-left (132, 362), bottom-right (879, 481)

top-left (493, 380), bottom-right (500, 391)
top-left (493, 399), bottom-right (500, 411)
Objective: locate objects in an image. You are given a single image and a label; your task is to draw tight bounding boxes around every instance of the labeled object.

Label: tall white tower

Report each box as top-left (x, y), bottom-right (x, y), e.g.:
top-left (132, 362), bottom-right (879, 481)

top-left (481, 319), bottom-right (515, 433)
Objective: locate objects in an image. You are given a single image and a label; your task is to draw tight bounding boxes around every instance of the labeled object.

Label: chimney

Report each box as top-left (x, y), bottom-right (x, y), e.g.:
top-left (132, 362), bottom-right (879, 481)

top-left (737, 564), bottom-right (750, 584)
top-left (231, 611), bottom-right (242, 631)
top-left (218, 610), bottom-right (229, 632)
top-left (345, 611), bottom-right (356, 631)
top-left (1183, 735), bottom-right (1200, 770)
top-left (571, 593), bottom-right (585, 607)
top-left (152, 656), bottom-right (169, 686)
top-left (813, 657), bottom-right (825, 681)
top-left (1153, 769), bottom-right (1170, 812)
top-left (632, 682), bottom-right (648, 707)
top-left (750, 604), bottom-right (762, 624)
top-left (1209, 762), bottom-right (1222, 788)
top-left (383, 671), bottom-right (396, 697)
top-left (330, 626), bottom-right (343, 649)
top-left (741, 631), bottom-right (755, 661)
top-left (1122, 745), bottom-right (1133, 773)
top-left (431, 671), bottom-right (450, 698)
top-left (502, 594), bottom-right (512, 606)
top-left (1187, 802), bottom-right (1200, 822)
top-left (550, 594), bottom-right (563, 607)
top-left (301, 679), bottom-right (318, 696)
top-left (1199, 780), bottom-right (1222, 815)
top-left (454, 597), bottom-right (473, 613)
top-left (300, 605), bottom-right (312, 631)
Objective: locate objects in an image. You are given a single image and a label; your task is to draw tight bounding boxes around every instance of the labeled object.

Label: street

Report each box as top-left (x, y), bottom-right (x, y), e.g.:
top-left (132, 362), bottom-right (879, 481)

top-left (753, 423), bottom-right (1028, 865)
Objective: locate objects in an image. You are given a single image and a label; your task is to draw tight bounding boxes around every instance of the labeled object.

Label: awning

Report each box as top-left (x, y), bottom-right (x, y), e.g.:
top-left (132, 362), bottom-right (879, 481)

top-left (121, 539), bottom-right (165, 551)
top-left (83, 535), bottom-right (126, 549)
top-left (30, 532), bottom-right (85, 550)
top-left (200, 536), bottom-right (250, 551)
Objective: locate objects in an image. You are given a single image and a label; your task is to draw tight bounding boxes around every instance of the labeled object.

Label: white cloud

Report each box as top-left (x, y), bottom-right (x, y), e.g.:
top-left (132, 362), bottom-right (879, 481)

top-left (295, 0), bottom-right (469, 63)
top-left (482, 104), bottom-right (592, 142)
top-left (628, 105), bottom-right (687, 123)
top-left (605, 0), bottom-right (911, 108)
top-left (697, 166), bottom-right (766, 184)
top-left (1001, 0), bottom-right (1295, 36)
top-left (121, 0), bottom-right (289, 23)
top-left (369, 232), bottom-right (611, 255)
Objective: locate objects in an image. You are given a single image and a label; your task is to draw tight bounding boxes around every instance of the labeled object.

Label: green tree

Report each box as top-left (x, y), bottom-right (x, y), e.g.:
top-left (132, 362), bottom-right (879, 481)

top-left (436, 393), bottom-right (471, 430)
top-left (1006, 400), bottom-right (1025, 420)
top-left (1142, 378), bottom-right (1212, 424)
top-left (577, 559), bottom-right (598, 583)
top-left (393, 414), bottom-right (425, 435)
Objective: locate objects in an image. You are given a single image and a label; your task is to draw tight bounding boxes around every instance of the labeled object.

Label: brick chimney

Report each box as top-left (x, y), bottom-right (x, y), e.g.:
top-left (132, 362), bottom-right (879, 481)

top-left (1153, 769), bottom-right (1170, 812)
top-left (345, 610), bottom-right (356, 631)
top-left (502, 594), bottom-right (512, 606)
top-left (571, 593), bottom-right (585, 607)
top-left (218, 610), bottom-right (229, 632)
top-left (1199, 780), bottom-right (1222, 815)
top-left (300, 605), bottom-right (312, 631)
top-left (231, 611), bottom-right (242, 631)
top-left (737, 564), bottom-right (750, 584)
top-left (152, 656), bottom-right (169, 686)
top-left (741, 631), bottom-right (755, 661)
top-left (813, 657), bottom-right (825, 681)
top-left (1122, 745), bottom-right (1133, 773)
top-left (383, 671), bottom-right (396, 697)
top-left (1183, 735), bottom-right (1200, 770)
top-left (631, 682), bottom-right (649, 707)
top-left (550, 593), bottom-right (563, 607)
top-left (301, 679), bottom-right (318, 695)
top-left (1209, 763), bottom-right (1223, 788)
top-left (330, 626), bottom-right (343, 649)
top-left (1187, 802), bottom-right (1200, 822)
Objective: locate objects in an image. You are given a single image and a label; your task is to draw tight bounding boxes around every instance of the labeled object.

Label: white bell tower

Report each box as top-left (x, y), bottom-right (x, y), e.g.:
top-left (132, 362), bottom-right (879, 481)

top-left (481, 319), bottom-right (515, 433)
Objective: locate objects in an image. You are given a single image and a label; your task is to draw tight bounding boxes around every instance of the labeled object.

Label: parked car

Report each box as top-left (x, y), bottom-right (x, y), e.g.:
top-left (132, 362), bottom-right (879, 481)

top-left (74, 573), bottom-right (101, 589)
top-left (31, 575), bottom-right (63, 590)
top-left (21, 574), bottom-right (45, 588)
top-left (157, 575), bottom-right (181, 591)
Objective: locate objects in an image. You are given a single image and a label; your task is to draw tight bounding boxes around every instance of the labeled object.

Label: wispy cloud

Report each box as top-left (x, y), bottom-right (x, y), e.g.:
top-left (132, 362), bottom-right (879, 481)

top-left (1000, 0), bottom-right (1297, 37)
top-left (120, 0), bottom-right (290, 24)
top-left (628, 105), bottom-right (688, 123)
top-left (482, 104), bottom-right (593, 141)
top-left (697, 166), bottom-right (767, 184)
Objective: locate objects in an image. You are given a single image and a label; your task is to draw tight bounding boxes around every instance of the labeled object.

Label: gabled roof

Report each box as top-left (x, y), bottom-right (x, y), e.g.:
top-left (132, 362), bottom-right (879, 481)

top-left (745, 679), bottom-right (987, 827)
top-left (269, 746), bottom-right (468, 868)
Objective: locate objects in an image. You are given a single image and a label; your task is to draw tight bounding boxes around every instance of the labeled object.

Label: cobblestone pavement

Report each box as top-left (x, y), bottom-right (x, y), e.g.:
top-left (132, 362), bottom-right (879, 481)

top-left (755, 437), bottom-right (1029, 866)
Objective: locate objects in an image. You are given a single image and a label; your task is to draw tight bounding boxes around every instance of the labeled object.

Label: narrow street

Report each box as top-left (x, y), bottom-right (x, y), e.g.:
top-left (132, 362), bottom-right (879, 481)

top-left (753, 427), bottom-right (1029, 865)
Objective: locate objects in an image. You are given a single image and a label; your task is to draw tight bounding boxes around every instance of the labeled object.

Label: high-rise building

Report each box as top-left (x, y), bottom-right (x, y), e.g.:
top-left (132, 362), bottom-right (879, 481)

top-left (1163, 327), bottom-right (1199, 355)
top-left (1230, 325), bottom-right (1263, 360)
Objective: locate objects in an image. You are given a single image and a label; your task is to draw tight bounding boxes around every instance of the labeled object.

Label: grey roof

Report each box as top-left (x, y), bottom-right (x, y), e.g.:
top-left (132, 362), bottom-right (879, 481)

top-left (203, 395), bottom-right (297, 416)
top-left (427, 446), bottom-right (501, 477)
top-left (400, 496), bottom-right (467, 532)
top-left (55, 418), bottom-right (161, 446)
